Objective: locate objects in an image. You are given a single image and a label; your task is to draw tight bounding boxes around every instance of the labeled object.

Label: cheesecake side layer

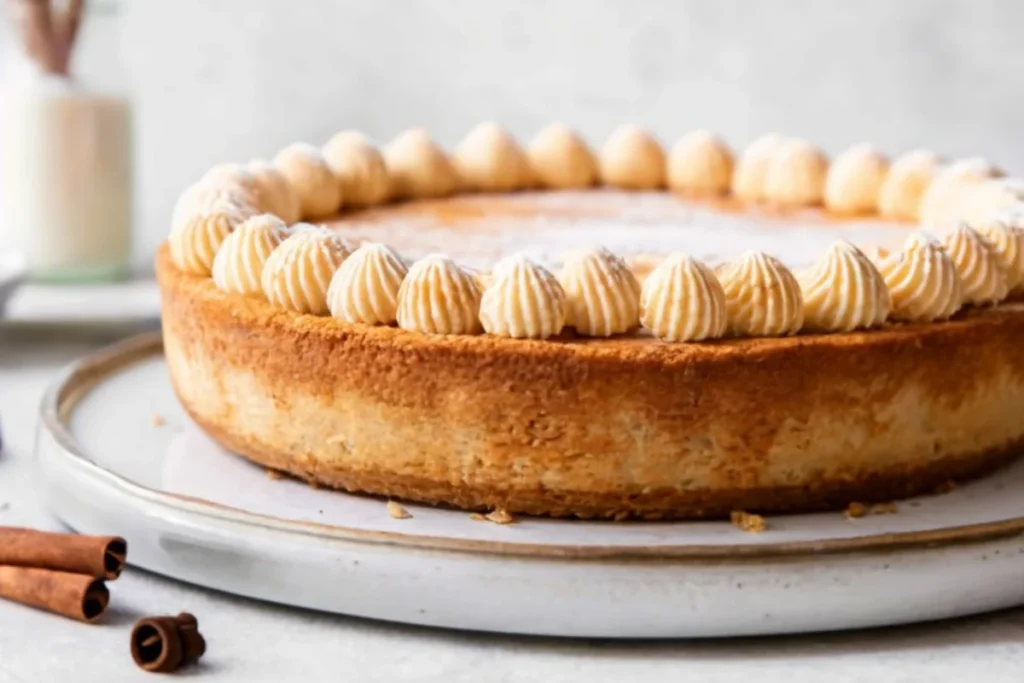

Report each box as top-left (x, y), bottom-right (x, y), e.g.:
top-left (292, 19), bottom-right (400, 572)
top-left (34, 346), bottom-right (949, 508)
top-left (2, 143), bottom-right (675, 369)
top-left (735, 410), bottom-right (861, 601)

top-left (157, 245), bottom-right (1024, 519)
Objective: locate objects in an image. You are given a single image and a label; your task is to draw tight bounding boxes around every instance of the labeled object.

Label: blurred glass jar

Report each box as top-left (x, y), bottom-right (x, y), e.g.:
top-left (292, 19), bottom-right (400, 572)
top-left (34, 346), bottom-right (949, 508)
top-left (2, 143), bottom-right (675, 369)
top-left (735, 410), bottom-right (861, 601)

top-left (0, 1), bottom-right (133, 282)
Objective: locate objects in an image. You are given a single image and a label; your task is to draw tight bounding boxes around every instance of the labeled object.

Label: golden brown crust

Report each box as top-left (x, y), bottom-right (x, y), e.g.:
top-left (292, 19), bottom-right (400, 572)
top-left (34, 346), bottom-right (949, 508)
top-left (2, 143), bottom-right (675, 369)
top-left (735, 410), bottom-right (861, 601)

top-left (158, 244), bottom-right (1024, 519)
top-left (183, 407), bottom-right (1022, 519)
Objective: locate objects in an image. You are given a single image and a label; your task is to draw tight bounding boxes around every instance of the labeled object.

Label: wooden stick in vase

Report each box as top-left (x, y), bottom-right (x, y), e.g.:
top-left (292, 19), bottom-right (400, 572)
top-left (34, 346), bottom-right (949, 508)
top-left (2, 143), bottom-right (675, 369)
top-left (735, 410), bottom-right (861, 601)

top-left (7, 0), bottom-right (58, 74)
top-left (52, 0), bottom-right (85, 76)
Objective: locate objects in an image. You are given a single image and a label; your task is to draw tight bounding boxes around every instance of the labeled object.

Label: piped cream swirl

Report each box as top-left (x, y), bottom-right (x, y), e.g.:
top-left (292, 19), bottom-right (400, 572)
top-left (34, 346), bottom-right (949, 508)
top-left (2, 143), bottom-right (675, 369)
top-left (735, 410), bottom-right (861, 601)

top-left (558, 248), bottom-right (640, 337)
top-left (453, 122), bottom-right (533, 192)
top-left (598, 125), bottom-right (666, 190)
top-left (384, 129), bottom-right (460, 200)
top-left (260, 226), bottom-right (354, 314)
top-left (798, 241), bottom-right (891, 332)
top-left (824, 144), bottom-right (889, 215)
top-left (941, 223), bottom-right (1009, 305)
top-left (527, 123), bottom-right (598, 189)
top-left (980, 205), bottom-right (1024, 293)
top-left (961, 178), bottom-right (1024, 229)
top-left (718, 252), bottom-right (803, 336)
top-left (171, 182), bottom-right (253, 231)
top-left (273, 143), bottom-right (344, 220)
top-left (200, 163), bottom-right (269, 212)
top-left (322, 132), bottom-right (391, 208)
top-left (640, 254), bottom-right (727, 342)
top-left (212, 214), bottom-right (291, 296)
top-left (919, 157), bottom-right (1002, 229)
top-left (248, 160), bottom-right (302, 223)
top-left (878, 149), bottom-right (940, 221)
top-left (666, 130), bottom-right (734, 196)
top-left (480, 254), bottom-right (566, 339)
top-left (877, 233), bottom-right (963, 321)
top-left (327, 243), bottom-right (409, 325)
top-left (169, 190), bottom-right (257, 276)
top-left (396, 255), bottom-right (483, 335)
top-left (763, 139), bottom-right (828, 208)
top-left (732, 133), bottom-right (785, 202)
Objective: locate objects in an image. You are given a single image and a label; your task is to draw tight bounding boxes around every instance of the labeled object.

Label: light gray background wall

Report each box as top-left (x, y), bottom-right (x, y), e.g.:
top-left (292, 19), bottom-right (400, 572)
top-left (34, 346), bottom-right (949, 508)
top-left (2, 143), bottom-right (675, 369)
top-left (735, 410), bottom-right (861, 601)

top-left (12, 0), bottom-right (1024, 268)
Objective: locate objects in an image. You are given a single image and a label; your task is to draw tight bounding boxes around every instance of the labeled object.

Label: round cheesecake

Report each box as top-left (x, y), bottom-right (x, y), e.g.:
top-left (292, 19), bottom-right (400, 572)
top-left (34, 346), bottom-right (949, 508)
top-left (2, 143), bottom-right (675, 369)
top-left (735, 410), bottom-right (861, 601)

top-left (158, 127), bottom-right (1024, 519)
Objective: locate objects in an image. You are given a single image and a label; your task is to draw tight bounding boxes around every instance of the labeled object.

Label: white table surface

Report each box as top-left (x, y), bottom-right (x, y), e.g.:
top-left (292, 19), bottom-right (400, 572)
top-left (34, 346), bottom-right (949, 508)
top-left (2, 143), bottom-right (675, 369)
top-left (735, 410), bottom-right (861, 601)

top-left (2, 332), bottom-right (1024, 682)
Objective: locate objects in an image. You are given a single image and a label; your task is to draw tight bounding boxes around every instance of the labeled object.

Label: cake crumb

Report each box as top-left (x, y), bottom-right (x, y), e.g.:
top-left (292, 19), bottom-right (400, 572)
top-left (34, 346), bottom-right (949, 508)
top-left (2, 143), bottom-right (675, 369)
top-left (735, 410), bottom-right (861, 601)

top-left (844, 502), bottom-right (868, 519)
top-left (870, 502), bottom-right (899, 515)
top-left (471, 509), bottom-right (517, 525)
top-left (151, 413), bottom-right (166, 427)
top-left (730, 510), bottom-right (766, 533)
top-left (386, 501), bottom-right (412, 520)
top-left (266, 469), bottom-right (283, 480)
top-left (935, 480), bottom-right (958, 495)
top-left (326, 434), bottom-right (346, 444)
top-left (487, 509), bottom-right (516, 524)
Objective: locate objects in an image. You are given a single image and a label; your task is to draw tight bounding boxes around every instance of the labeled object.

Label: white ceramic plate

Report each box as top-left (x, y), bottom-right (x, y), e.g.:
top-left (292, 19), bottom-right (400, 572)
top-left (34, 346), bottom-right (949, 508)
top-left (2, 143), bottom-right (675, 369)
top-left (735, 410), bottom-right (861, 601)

top-left (1, 278), bottom-right (159, 331)
top-left (35, 334), bottom-right (1024, 637)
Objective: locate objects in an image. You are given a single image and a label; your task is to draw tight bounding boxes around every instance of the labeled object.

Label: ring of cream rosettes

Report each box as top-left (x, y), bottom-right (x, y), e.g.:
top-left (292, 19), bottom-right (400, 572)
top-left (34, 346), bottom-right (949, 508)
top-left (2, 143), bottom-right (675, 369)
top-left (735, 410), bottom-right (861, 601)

top-left (168, 123), bottom-right (1024, 342)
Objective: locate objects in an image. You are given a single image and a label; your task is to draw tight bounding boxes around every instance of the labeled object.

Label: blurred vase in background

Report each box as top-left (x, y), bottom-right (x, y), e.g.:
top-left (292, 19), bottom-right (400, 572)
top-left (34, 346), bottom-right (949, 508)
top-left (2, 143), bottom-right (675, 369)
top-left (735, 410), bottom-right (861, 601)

top-left (0, 0), bottom-right (133, 282)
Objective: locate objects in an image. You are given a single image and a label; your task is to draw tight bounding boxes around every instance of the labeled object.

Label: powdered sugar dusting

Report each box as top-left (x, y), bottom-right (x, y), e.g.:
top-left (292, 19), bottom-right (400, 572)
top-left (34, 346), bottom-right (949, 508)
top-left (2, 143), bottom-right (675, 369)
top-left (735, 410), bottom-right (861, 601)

top-left (329, 190), bottom-right (914, 271)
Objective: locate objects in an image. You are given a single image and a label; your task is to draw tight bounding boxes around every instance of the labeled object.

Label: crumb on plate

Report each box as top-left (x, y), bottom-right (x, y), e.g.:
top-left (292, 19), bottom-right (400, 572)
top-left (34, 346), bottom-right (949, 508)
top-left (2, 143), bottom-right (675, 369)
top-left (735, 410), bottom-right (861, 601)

top-left (730, 510), bottom-right (766, 533)
top-left (471, 509), bottom-right (517, 525)
top-left (844, 502), bottom-right (867, 519)
top-left (387, 500), bottom-right (412, 520)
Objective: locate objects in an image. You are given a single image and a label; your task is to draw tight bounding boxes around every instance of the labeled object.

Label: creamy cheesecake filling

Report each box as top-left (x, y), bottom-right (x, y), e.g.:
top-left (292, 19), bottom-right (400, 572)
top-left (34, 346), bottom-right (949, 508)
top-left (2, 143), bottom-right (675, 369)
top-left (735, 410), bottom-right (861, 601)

top-left (329, 190), bottom-right (914, 272)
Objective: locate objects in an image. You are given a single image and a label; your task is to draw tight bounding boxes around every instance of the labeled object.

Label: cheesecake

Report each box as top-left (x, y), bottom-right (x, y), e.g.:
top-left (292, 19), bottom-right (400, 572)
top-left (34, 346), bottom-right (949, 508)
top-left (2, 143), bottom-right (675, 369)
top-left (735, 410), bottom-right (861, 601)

top-left (156, 123), bottom-right (1024, 519)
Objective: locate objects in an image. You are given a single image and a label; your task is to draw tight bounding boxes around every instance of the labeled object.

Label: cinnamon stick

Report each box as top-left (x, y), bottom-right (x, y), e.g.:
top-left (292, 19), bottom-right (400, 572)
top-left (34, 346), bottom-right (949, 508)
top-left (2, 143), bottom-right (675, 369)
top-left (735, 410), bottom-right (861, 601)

top-left (7, 0), bottom-right (58, 73)
top-left (52, 0), bottom-right (84, 75)
top-left (0, 527), bottom-right (127, 579)
top-left (7, 0), bottom-right (87, 77)
top-left (0, 565), bottom-right (108, 622)
top-left (131, 613), bottom-right (206, 673)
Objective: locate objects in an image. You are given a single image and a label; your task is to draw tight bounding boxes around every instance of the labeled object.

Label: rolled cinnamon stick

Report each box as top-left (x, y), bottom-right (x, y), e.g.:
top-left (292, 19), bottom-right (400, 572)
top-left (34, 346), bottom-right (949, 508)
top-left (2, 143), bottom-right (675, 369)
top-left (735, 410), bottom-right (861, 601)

top-left (0, 565), bottom-right (108, 622)
top-left (52, 0), bottom-right (84, 75)
top-left (0, 527), bottom-right (127, 579)
top-left (131, 613), bottom-right (206, 673)
top-left (7, 0), bottom-right (58, 74)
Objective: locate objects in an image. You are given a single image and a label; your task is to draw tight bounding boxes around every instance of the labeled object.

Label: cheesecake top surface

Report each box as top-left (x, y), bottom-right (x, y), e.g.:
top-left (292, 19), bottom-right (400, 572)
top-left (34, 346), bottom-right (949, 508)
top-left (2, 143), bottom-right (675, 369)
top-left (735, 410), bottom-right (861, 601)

top-left (328, 189), bottom-right (912, 272)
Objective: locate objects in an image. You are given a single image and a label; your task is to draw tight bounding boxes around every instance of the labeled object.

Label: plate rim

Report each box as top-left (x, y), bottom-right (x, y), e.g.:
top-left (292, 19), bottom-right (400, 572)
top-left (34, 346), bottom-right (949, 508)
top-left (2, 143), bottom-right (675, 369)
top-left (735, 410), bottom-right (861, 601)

top-left (40, 332), bottom-right (1024, 562)
top-left (0, 248), bottom-right (26, 316)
